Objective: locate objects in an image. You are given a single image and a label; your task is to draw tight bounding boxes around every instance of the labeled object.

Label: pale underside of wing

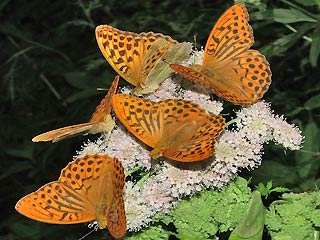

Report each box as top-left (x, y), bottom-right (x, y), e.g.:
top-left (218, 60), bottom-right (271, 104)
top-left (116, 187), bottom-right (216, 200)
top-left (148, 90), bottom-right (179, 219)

top-left (32, 123), bottom-right (98, 143)
top-left (132, 38), bottom-right (175, 95)
top-left (95, 25), bottom-right (176, 87)
top-left (32, 116), bottom-right (115, 143)
top-left (133, 41), bottom-right (193, 95)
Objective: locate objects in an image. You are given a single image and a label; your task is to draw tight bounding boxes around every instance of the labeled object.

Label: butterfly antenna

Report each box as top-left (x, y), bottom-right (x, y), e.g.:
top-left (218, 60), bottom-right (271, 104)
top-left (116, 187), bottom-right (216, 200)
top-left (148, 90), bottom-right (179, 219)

top-left (78, 228), bottom-right (97, 240)
top-left (97, 87), bottom-right (109, 91)
top-left (193, 35), bottom-right (198, 64)
top-left (78, 222), bottom-right (99, 240)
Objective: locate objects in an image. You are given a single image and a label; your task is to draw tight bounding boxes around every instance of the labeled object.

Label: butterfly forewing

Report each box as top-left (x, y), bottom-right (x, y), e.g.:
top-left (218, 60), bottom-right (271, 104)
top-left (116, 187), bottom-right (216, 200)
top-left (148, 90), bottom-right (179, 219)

top-left (203, 3), bottom-right (253, 65)
top-left (15, 155), bottom-right (111, 224)
top-left (32, 123), bottom-right (97, 143)
top-left (112, 94), bottom-right (163, 147)
top-left (90, 75), bottom-right (119, 123)
top-left (96, 25), bottom-right (175, 87)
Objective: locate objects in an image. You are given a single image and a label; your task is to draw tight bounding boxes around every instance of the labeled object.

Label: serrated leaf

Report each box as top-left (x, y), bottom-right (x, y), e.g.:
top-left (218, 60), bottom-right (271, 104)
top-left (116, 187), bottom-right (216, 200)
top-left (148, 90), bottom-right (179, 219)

top-left (266, 180), bottom-right (273, 190)
top-left (271, 187), bottom-right (290, 193)
top-left (272, 8), bottom-right (317, 23)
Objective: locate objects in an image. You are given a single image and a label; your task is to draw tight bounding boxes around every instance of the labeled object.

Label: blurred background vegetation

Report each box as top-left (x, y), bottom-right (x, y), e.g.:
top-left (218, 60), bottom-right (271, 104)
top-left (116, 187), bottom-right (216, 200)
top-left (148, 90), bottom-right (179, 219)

top-left (1, 0), bottom-right (319, 239)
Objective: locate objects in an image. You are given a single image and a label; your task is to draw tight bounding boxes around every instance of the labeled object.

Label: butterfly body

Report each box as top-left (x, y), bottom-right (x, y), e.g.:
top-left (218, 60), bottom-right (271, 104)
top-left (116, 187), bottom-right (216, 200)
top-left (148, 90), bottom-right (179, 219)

top-left (15, 154), bottom-right (126, 239)
top-left (170, 4), bottom-right (272, 106)
top-left (112, 94), bottom-right (225, 162)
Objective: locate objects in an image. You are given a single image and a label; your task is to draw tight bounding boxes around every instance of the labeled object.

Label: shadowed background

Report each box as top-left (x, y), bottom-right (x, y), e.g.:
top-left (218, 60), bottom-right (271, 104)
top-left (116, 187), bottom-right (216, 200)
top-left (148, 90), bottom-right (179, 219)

top-left (1, 0), bottom-right (319, 239)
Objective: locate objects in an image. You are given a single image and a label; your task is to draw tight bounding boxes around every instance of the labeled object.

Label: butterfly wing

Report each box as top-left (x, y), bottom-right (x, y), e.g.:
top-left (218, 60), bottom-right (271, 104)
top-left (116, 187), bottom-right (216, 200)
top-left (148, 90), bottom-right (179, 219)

top-left (132, 38), bottom-right (176, 95)
top-left (135, 42), bottom-right (193, 95)
top-left (96, 25), bottom-right (176, 87)
top-left (90, 75), bottom-right (119, 123)
top-left (203, 3), bottom-right (253, 65)
top-left (162, 114), bottom-right (225, 162)
top-left (32, 123), bottom-right (98, 143)
top-left (171, 4), bottom-right (271, 106)
top-left (203, 3), bottom-right (271, 105)
top-left (153, 99), bottom-right (225, 161)
top-left (106, 157), bottom-right (126, 239)
top-left (112, 94), bottom-right (163, 147)
top-left (32, 76), bottom-right (118, 143)
top-left (15, 155), bottom-right (114, 224)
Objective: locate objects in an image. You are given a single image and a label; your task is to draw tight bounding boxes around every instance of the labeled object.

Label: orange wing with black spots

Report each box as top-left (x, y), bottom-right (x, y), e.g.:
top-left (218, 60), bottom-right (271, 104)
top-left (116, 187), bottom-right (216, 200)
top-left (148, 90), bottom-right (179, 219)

top-left (96, 25), bottom-right (192, 95)
top-left (170, 4), bottom-right (272, 106)
top-left (112, 94), bottom-right (225, 162)
top-left (15, 154), bottom-right (126, 239)
top-left (32, 76), bottom-right (119, 142)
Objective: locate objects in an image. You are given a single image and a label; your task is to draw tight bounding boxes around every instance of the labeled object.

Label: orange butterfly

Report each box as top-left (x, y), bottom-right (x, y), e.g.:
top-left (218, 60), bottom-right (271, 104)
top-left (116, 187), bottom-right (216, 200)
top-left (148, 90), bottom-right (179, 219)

top-left (96, 25), bottom-right (192, 95)
top-left (15, 154), bottom-right (126, 239)
top-left (112, 94), bottom-right (225, 162)
top-left (170, 4), bottom-right (272, 106)
top-left (32, 75), bottom-right (119, 142)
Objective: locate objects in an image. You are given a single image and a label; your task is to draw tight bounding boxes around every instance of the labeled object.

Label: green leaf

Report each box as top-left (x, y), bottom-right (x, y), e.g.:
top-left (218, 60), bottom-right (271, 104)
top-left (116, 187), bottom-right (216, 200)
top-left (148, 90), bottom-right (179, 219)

top-left (3, 144), bottom-right (34, 160)
top-left (266, 191), bottom-right (320, 240)
top-left (64, 89), bottom-right (100, 104)
top-left (293, 0), bottom-right (320, 6)
top-left (0, 161), bottom-right (33, 181)
top-left (310, 28), bottom-right (320, 67)
top-left (295, 118), bottom-right (319, 179)
top-left (124, 226), bottom-right (173, 240)
top-left (229, 191), bottom-right (265, 240)
top-left (168, 177), bottom-right (252, 239)
top-left (304, 94), bottom-right (320, 110)
top-left (272, 8), bottom-right (317, 23)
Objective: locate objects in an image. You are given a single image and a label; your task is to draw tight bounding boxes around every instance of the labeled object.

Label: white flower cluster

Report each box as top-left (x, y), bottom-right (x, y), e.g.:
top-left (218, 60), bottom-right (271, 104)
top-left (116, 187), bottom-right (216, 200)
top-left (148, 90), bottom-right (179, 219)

top-left (76, 51), bottom-right (303, 231)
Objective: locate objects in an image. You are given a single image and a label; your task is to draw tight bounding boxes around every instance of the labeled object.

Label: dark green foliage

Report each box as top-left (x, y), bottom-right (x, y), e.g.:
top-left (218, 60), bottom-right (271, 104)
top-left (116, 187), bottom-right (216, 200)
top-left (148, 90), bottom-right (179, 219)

top-left (1, 0), bottom-right (319, 239)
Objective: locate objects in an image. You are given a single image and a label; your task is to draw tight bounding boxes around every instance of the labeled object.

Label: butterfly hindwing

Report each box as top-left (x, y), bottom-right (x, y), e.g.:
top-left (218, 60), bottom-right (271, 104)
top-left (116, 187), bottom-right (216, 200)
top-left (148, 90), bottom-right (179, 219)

top-left (106, 157), bottom-right (126, 239)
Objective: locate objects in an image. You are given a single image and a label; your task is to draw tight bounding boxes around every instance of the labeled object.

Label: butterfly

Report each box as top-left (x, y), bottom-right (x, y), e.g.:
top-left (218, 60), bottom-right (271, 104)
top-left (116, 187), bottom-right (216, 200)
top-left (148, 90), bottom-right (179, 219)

top-left (32, 75), bottom-right (119, 142)
top-left (95, 25), bottom-right (192, 95)
top-left (112, 94), bottom-right (225, 162)
top-left (170, 3), bottom-right (272, 106)
top-left (15, 154), bottom-right (126, 239)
